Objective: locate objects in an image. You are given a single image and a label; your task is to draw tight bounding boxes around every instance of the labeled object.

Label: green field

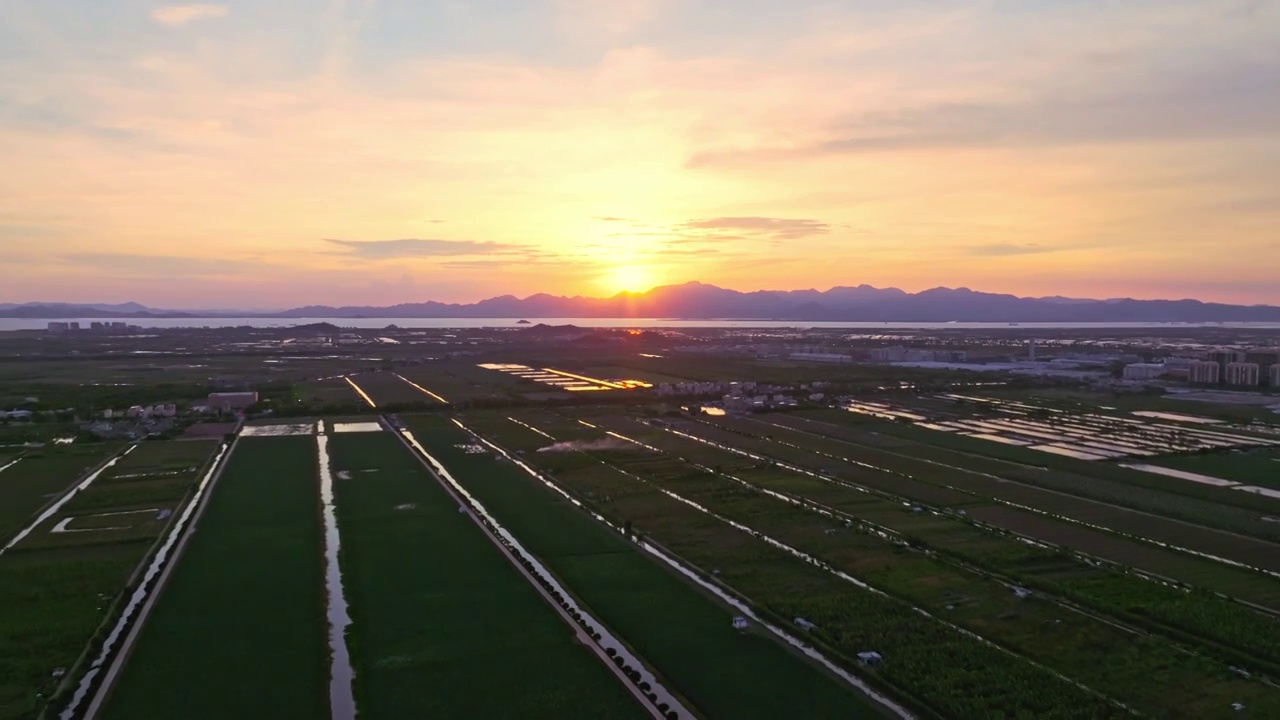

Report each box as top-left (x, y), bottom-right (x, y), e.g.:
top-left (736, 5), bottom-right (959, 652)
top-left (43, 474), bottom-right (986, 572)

top-left (1159, 449), bottom-right (1280, 488)
top-left (409, 414), bottom-right (917, 719)
top-left (0, 441), bottom-right (218, 720)
top-left (473, 409), bottom-right (1280, 719)
top-left (580, 414), bottom-right (1280, 717)
top-left (327, 429), bottom-right (644, 719)
top-left (0, 444), bottom-right (122, 544)
top-left (102, 436), bottom-right (326, 720)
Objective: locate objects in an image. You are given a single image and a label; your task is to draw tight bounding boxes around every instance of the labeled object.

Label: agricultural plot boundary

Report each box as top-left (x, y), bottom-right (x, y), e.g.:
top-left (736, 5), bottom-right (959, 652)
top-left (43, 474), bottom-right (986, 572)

top-left (394, 424), bottom-right (681, 719)
top-left (522, 418), bottom-right (1134, 717)
top-left (450, 418), bottom-right (916, 720)
top-left (584, 415), bottom-right (1280, 701)
top-left (67, 438), bottom-right (235, 720)
top-left (392, 372), bottom-right (448, 403)
top-left (702, 415), bottom-right (1280, 583)
top-left (94, 433), bottom-right (328, 720)
top-left (499, 409), bottom-right (1280, 717)
top-left (1, 446), bottom-right (138, 556)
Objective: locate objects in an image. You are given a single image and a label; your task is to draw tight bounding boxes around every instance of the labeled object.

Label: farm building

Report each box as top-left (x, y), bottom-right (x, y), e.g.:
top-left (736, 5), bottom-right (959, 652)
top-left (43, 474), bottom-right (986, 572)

top-left (731, 616), bottom-right (750, 630)
top-left (206, 392), bottom-right (259, 410)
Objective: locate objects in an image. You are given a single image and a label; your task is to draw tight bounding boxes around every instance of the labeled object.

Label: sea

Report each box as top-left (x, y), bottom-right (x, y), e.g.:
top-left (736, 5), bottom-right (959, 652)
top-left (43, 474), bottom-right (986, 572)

top-left (5, 317), bottom-right (1280, 331)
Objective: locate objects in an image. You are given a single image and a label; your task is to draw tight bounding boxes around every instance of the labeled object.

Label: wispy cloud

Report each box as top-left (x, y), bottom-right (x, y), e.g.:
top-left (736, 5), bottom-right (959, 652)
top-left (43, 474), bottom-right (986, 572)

top-left (322, 238), bottom-right (525, 259)
top-left (438, 257), bottom-right (601, 270)
top-left (679, 217), bottom-right (831, 240)
top-left (150, 4), bottom-right (229, 27)
top-left (962, 243), bottom-right (1059, 257)
top-left (61, 252), bottom-right (257, 276)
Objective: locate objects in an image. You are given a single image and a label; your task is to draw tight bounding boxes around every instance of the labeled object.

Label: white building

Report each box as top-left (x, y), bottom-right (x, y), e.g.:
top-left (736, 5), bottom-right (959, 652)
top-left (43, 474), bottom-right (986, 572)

top-left (1225, 362), bottom-right (1261, 387)
top-left (789, 353), bottom-right (852, 364)
top-left (731, 616), bottom-right (750, 630)
top-left (870, 346), bottom-right (907, 362)
top-left (1189, 361), bottom-right (1220, 384)
top-left (1271, 364), bottom-right (1280, 388)
top-left (1122, 363), bottom-right (1165, 381)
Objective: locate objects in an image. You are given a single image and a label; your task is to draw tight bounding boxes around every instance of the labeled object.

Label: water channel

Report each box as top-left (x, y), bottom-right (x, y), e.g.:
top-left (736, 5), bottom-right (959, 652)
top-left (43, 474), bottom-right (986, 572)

top-left (317, 421), bottom-right (357, 720)
top-left (62, 442), bottom-right (227, 719)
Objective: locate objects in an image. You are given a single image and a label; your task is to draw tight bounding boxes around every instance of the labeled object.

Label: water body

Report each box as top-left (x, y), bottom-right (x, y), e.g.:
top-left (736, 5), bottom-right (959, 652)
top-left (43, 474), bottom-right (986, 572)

top-left (7, 317), bottom-right (1280, 331)
top-left (316, 423), bottom-right (357, 720)
top-left (62, 442), bottom-right (228, 719)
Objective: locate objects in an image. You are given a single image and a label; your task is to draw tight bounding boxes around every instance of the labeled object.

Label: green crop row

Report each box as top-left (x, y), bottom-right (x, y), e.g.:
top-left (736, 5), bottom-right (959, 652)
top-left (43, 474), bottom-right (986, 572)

top-left (460, 413), bottom-right (1124, 720)
top-left (405, 415), bottom-right (891, 720)
top-left (325, 429), bottom-right (645, 720)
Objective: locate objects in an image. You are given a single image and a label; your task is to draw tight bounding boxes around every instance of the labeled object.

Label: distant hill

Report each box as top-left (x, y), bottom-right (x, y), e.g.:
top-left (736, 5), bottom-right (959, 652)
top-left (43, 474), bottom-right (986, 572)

top-left (275, 282), bottom-right (1280, 322)
top-left (5, 283), bottom-right (1279, 322)
top-left (0, 303), bottom-right (193, 319)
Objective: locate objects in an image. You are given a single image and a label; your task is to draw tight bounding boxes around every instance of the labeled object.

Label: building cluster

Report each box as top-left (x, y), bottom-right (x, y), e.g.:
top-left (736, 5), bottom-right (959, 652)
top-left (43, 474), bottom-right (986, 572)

top-left (102, 404), bottom-right (178, 419)
top-left (1201, 348), bottom-right (1280, 387)
top-left (194, 392), bottom-right (260, 413)
top-left (1122, 347), bottom-right (1280, 387)
top-left (47, 321), bottom-right (137, 334)
top-left (656, 381), bottom-right (757, 397)
top-left (870, 346), bottom-right (969, 363)
top-left (788, 352), bottom-right (853, 364)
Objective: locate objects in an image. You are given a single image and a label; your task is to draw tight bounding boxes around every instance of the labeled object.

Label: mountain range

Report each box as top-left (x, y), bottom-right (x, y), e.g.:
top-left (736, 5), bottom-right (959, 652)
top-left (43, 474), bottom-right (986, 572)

top-left (4, 283), bottom-right (1280, 322)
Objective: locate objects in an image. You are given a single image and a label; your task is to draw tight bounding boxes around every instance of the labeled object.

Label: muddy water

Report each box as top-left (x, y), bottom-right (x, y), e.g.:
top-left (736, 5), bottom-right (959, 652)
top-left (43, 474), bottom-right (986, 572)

top-left (316, 425), bottom-right (356, 720)
top-left (61, 442), bottom-right (228, 720)
top-left (2, 445), bottom-right (137, 556)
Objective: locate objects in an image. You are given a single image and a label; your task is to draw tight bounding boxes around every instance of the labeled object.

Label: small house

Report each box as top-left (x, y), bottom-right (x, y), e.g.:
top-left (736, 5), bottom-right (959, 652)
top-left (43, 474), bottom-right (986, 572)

top-left (731, 616), bottom-right (750, 630)
top-left (857, 651), bottom-right (883, 666)
top-left (1011, 586), bottom-right (1032, 599)
top-left (794, 618), bottom-right (817, 631)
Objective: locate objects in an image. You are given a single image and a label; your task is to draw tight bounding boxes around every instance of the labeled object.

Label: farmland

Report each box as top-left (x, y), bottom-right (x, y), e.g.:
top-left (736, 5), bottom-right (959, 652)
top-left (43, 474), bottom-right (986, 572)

top-left (325, 427), bottom-right (646, 719)
top-left (0, 444), bottom-right (122, 544)
top-left (345, 371), bottom-right (448, 408)
top-left (1157, 449), bottom-right (1280, 489)
top-left (463, 409), bottom-right (1280, 719)
top-left (100, 435), bottom-right (327, 720)
top-left (402, 414), bottom-right (892, 720)
top-left (0, 439), bottom-right (218, 720)
top-left (451, 413), bottom-right (1125, 719)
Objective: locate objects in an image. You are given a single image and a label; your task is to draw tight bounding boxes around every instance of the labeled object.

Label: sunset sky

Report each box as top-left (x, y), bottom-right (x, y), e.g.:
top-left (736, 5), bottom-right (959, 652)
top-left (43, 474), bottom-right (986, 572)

top-left (2, 1), bottom-right (1277, 309)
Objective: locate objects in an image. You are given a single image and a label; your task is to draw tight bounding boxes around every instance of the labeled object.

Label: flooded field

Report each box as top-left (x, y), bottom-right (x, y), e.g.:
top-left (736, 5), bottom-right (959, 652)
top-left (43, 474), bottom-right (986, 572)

top-left (240, 423), bottom-right (316, 437)
top-left (477, 363), bottom-right (653, 393)
top-left (332, 421), bottom-right (383, 433)
top-left (839, 394), bottom-right (1280, 461)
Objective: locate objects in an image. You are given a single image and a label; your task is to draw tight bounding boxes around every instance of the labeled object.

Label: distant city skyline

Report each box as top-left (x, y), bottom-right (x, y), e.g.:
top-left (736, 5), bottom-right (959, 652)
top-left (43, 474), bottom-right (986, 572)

top-left (2, 1), bottom-right (1278, 307)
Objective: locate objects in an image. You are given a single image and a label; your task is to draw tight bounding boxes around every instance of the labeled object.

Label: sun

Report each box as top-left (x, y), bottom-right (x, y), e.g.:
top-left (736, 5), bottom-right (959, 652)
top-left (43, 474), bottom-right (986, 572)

top-left (603, 265), bottom-right (655, 294)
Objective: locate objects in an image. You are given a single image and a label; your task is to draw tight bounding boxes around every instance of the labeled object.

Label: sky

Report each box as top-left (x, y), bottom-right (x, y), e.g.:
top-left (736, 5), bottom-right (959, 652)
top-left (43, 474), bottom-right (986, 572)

top-left (1, 0), bottom-right (1278, 309)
